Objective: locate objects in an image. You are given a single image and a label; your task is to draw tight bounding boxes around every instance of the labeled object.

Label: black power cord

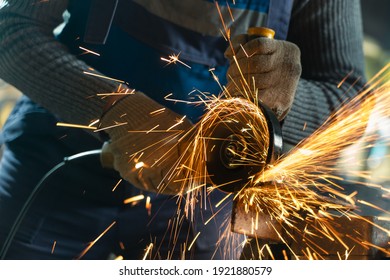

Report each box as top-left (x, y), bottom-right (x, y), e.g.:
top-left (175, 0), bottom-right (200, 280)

top-left (0, 149), bottom-right (102, 259)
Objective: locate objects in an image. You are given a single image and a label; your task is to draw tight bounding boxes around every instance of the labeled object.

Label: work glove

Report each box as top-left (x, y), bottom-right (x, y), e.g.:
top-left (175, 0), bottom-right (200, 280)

top-left (99, 92), bottom-right (193, 195)
top-left (224, 34), bottom-right (301, 120)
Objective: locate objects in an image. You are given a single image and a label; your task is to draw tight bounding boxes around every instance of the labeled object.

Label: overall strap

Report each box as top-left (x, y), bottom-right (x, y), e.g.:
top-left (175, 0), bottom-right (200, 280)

top-left (83, 0), bottom-right (267, 66)
top-left (266, 0), bottom-right (294, 40)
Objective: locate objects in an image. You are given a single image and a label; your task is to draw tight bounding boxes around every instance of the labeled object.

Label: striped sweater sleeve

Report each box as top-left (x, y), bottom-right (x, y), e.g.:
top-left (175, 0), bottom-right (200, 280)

top-left (282, 0), bottom-right (366, 147)
top-left (0, 0), bottom-right (122, 127)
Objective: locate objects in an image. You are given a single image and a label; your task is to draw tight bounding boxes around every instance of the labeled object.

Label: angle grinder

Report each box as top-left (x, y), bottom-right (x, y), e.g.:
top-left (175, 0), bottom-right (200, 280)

top-left (206, 27), bottom-right (283, 194)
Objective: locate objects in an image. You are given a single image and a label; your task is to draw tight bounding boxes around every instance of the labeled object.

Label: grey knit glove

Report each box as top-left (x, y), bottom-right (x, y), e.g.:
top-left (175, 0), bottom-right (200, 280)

top-left (99, 92), bottom-right (193, 195)
top-left (225, 34), bottom-right (301, 120)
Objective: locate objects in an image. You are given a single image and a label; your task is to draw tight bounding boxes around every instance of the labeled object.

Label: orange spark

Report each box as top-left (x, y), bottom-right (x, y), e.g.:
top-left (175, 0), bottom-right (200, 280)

top-left (93, 122), bottom-right (127, 132)
top-left (337, 70), bottom-right (354, 88)
top-left (150, 108), bottom-right (166, 115)
top-left (112, 179), bottom-right (122, 192)
top-left (77, 221), bottom-right (116, 259)
top-left (188, 232), bottom-right (201, 251)
top-left (83, 71), bottom-right (125, 83)
top-left (51, 241), bottom-right (57, 254)
top-left (146, 196), bottom-right (152, 216)
top-left (143, 243), bottom-right (154, 260)
top-left (123, 195), bottom-right (145, 205)
top-left (56, 122), bottom-right (97, 130)
top-left (161, 53), bottom-right (191, 69)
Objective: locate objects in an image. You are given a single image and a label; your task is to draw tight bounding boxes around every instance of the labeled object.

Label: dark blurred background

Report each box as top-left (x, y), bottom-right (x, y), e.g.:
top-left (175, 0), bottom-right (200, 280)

top-left (361, 0), bottom-right (390, 78)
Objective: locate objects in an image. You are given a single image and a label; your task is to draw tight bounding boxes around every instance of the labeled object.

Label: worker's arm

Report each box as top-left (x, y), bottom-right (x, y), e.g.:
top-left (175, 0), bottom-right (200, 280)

top-left (0, 0), bottom-right (193, 194)
top-left (283, 0), bottom-right (366, 147)
top-left (0, 0), bottom-right (170, 132)
top-left (0, 0), bottom-right (112, 126)
top-left (225, 0), bottom-right (366, 150)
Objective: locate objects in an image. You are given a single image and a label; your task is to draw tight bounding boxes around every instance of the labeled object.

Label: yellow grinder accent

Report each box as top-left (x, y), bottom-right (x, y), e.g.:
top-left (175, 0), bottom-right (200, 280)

top-left (247, 27), bottom-right (275, 39)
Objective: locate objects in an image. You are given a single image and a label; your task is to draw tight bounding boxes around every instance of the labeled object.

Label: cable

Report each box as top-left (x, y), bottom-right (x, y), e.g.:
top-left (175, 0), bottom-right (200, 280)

top-left (0, 149), bottom-right (102, 259)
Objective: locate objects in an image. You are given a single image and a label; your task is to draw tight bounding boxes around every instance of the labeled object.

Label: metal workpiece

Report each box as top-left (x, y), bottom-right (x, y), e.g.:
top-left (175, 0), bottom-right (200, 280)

top-left (235, 191), bottom-right (390, 260)
top-left (231, 187), bottom-right (283, 241)
top-left (289, 216), bottom-right (390, 260)
top-left (244, 217), bottom-right (389, 260)
top-left (231, 203), bottom-right (282, 242)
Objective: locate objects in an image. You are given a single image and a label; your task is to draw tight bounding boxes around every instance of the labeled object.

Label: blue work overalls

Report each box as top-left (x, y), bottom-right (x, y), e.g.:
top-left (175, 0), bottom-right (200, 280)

top-left (0, 0), bottom-right (293, 259)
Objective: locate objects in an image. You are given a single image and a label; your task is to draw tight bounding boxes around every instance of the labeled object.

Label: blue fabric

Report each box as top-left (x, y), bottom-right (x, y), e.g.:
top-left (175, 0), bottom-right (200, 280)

top-left (63, 25), bottom-right (228, 122)
top-left (84, 0), bottom-right (270, 66)
top-left (206, 0), bottom-right (269, 11)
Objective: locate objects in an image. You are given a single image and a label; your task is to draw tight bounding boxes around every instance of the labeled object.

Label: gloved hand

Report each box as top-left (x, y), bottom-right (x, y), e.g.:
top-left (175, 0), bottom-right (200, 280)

top-left (224, 34), bottom-right (301, 120)
top-left (99, 92), bottom-right (193, 195)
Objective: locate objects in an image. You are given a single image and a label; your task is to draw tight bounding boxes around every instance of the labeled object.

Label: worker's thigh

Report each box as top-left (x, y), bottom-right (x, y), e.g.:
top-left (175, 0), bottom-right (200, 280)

top-left (0, 96), bottom-right (156, 259)
top-left (118, 189), bottom-right (241, 260)
top-left (0, 96), bottom-right (123, 259)
top-left (0, 133), bottom-right (237, 260)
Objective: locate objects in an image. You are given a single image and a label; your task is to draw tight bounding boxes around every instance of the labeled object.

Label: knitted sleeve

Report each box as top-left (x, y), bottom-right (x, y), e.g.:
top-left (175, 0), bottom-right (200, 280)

top-left (282, 0), bottom-right (366, 147)
top-left (0, 0), bottom-right (121, 126)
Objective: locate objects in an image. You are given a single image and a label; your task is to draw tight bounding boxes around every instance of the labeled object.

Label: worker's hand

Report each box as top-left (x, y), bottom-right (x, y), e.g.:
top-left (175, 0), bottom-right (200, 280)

top-left (225, 35), bottom-right (301, 120)
top-left (99, 92), bottom-right (193, 195)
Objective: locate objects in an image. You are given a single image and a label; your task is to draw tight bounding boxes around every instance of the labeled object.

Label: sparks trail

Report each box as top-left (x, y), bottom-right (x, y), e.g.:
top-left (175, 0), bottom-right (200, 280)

top-left (143, 243), bottom-right (154, 260)
top-left (83, 51), bottom-right (387, 260)
top-left (77, 221), bottom-right (116, 259)
top-left (56, 122), bottom-right (97, 130)
top-left (204, 64), bottom-right (390, 259)
top-left (122, 1), bottom-right (389, 258)
top-left (169, 21), bottom-right (390, 256)
top-left (184, 97), bottom-right (270, 192)
top-left (88, 30), bottom-right (387, 262)
top-left (258, 65), bottom-right (390, 190)
top-left (83, 71), bottom-right (126, 84)
top-left (204, 2), bottom-right (390, 256)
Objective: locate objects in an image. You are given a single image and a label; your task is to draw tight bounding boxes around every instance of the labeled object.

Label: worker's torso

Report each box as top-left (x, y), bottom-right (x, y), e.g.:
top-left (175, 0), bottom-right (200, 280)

top-left (59, 0), bottom-right (280, 121)
top-left (0, 0), bottom-right (293, 206)
top-left (2, 0), bottom-right (293, 148)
